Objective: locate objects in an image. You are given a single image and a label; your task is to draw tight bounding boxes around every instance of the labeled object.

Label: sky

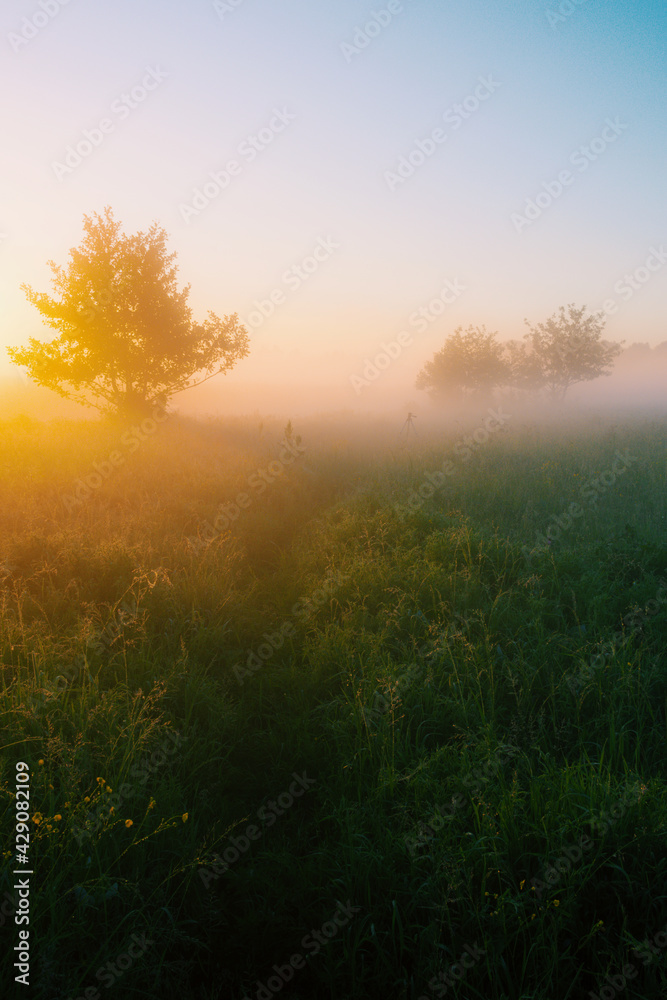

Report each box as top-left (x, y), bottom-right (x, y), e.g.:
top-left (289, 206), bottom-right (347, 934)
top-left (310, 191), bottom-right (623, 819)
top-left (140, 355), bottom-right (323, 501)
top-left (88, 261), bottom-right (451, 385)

top-left (1, 0), bottom-right (665, 414)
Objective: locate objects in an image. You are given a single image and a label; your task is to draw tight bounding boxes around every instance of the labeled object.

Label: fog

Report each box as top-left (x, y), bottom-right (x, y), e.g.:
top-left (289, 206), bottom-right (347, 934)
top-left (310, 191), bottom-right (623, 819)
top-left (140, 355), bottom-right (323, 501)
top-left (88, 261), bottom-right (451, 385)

top-left (2, 339), bottom-right (665, 431)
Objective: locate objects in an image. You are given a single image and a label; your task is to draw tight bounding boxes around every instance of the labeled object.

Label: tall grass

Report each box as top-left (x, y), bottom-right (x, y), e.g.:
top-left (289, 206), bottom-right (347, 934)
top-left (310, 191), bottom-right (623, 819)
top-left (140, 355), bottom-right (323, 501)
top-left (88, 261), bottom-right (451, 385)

top-left (1, 410), bottom-right (666, 999)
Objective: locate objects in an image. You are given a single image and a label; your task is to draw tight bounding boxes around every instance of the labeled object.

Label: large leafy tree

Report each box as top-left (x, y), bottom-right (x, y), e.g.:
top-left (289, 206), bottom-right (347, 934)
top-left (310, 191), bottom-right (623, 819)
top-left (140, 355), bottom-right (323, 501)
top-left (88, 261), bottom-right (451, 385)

top-left (522, 303), bottom-right (622, 400)
top-left (415, 325), bottom-right (510, 403)
top-left (502, 339), bottom-right (544, 394)
top-left (8, 207), bottom-right (250, 416)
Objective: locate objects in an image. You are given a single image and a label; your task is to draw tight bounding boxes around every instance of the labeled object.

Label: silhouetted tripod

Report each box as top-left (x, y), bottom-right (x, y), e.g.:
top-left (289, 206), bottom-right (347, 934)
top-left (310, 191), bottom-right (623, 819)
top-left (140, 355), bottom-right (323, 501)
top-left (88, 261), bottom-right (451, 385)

top-left (400, 412), bottom-right (417, 438)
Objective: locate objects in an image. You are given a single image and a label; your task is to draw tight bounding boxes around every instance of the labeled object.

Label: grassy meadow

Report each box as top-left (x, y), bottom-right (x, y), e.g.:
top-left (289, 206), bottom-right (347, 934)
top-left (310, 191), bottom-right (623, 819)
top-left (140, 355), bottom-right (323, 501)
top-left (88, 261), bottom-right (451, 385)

top-left (1, 406), bottom-right (666, 1000)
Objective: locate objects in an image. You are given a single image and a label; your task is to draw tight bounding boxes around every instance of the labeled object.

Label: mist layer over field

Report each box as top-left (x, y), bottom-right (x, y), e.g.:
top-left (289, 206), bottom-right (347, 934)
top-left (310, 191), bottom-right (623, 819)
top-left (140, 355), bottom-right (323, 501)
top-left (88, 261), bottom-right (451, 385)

top-left (2, 336), bottom-right (667, 424)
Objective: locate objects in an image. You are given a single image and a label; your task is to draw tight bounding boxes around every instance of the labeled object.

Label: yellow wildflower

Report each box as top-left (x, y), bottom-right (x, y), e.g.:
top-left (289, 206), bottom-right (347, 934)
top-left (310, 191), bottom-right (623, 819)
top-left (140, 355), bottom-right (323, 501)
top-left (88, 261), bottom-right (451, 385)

top-left (32, 813), bottom-right (42, 825)
top-left (125, 819), bottom-right (133, 828)
top-left (182, 813), bottom-right (189, 823)
top-left (54, 814), bottom-right (62, 822)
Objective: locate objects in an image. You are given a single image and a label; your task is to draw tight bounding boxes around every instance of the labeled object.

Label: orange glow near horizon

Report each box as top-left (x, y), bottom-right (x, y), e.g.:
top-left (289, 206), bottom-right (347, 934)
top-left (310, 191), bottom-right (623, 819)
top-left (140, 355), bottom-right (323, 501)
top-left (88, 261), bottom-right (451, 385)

top-left (0, 0), bottom-right (665, 418)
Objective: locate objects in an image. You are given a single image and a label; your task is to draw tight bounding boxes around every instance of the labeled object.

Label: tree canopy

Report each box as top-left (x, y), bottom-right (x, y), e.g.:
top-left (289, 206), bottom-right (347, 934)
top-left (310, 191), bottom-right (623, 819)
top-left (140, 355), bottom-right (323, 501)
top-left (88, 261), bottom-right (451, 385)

top-left (416, 306), bottom-right (623, 403)
top-left (415, 325), bottom-right (510, 402)
top-left (8, 207), bottom-right (250, 416)
top-left (522, 303), bottom-right (623, 399)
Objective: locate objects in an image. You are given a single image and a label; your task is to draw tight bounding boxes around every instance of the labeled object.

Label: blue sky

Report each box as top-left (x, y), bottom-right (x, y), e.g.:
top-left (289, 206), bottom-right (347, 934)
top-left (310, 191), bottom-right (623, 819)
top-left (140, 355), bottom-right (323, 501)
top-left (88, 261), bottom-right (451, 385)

top-left (1, 0), bottom-right (665, 410)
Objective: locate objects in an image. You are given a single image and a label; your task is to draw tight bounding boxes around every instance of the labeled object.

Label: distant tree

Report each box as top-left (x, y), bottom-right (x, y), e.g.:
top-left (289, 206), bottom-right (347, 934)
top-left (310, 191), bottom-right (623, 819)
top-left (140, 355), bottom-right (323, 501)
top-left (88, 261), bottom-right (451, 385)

top-left (522, 304), bottom-right (622, 400)
top-left (415, 325), bottom-right (510, 403)
top-left (502, 338), bottom-right (543, 394)
top-left (7, 207), bottom-right (250, 417)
